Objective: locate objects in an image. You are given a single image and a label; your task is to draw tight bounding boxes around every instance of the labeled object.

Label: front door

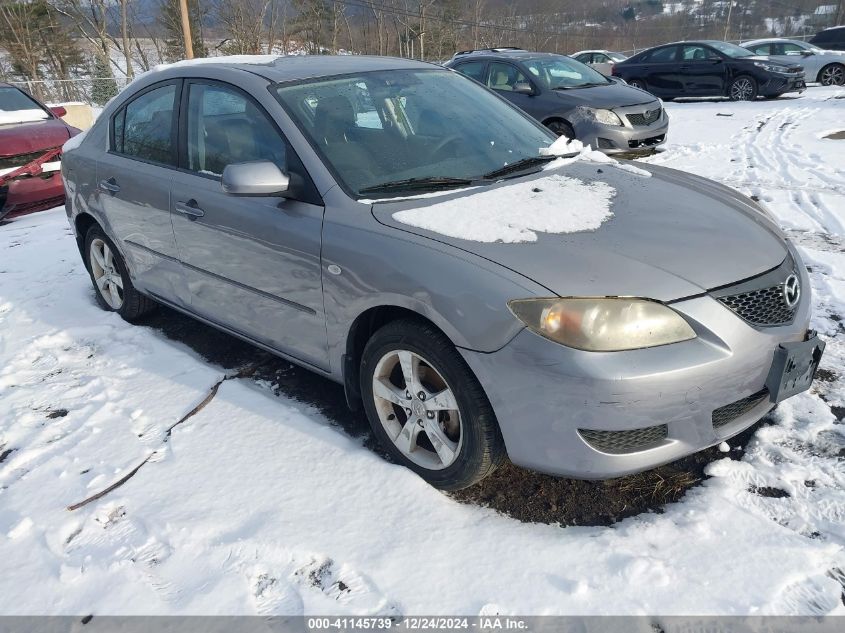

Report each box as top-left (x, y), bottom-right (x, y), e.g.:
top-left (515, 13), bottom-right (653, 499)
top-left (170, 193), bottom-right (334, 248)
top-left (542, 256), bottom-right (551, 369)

top-left (97, 79), bottom-right (188, 306)
top-left (486, 62), bottom-right (541, 118)
top-left (170, 80), bottom-right (329, 369)
top-left (679, 45), bottom-right (726, 95)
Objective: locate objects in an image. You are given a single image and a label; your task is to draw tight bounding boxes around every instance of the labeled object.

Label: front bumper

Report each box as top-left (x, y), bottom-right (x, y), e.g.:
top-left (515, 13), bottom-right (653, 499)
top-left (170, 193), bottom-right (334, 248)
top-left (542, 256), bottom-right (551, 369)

top-left (760, 73), bottom-right (806, 96)
top-left (460, 251), bottom-right (813, 479)
top-left (0, 171), bottom-right (65, 220)
top-left (576, 108), bottom-right (669, 155)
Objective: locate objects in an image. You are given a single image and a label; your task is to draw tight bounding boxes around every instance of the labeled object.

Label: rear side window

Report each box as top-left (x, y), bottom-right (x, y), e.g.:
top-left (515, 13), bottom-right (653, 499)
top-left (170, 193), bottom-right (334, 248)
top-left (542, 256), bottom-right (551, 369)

top-left (453, 61), bottom-right (486, 82)
top-left (112, 83), bottom-right (178, 165)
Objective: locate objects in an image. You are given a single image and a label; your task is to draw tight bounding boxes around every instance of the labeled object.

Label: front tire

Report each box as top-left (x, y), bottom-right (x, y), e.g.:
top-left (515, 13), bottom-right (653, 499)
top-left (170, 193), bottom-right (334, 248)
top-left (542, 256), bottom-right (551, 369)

top-left (85, 225), bottom-right (156, 320)
top-left (729, 75), bottom-right (757, 101)
top-left (545, 119), bottom-right (575, 140)
top-left (818, 63), bottom-right (845, 86)
top-left (359, 319), bottom-right (505, 490)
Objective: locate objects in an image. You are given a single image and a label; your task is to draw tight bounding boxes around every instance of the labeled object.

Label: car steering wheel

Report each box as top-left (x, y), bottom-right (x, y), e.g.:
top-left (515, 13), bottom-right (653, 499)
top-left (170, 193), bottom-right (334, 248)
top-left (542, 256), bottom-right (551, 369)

top-left (430, 135), bottom-right (464, 159)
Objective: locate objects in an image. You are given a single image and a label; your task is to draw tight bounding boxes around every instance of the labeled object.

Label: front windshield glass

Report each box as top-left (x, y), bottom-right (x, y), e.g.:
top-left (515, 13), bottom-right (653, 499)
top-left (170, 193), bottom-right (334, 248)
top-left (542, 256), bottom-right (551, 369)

top-left (0, 87), bottom-right (45, 114)
top-left (709, 41), bottom-right (754, 58)
top-left (274, 69), bottom-right (556, 197)
top-left (524, 56), bottom-right (610, 89)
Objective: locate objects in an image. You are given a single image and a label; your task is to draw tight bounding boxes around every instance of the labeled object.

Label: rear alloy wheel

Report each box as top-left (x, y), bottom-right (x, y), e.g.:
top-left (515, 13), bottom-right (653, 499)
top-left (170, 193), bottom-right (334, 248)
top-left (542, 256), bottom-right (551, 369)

top-left (818, 63), bottom-right (844, 86)
top-left (546, 119), bottom-right (575, 140)
top-left (729, 75), bottom-right (757, 101)
top-left (360, 319), bottom-right (505, 490)
top-left (85, 226), bottom-right (156, 320)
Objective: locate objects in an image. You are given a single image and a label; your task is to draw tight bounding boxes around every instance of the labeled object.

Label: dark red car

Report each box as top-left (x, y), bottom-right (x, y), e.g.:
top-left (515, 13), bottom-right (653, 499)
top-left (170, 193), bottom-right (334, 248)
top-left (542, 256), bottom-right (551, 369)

top-left (1, 83), bottom-right (81, 221)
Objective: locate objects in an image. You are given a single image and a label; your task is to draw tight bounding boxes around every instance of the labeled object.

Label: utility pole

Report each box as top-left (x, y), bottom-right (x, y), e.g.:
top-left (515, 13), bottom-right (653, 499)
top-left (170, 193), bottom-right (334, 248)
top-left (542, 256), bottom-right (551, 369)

top-left (724, 1), bottom-right (734, 41)
top-left (179, 0), bottom-right (194, 59)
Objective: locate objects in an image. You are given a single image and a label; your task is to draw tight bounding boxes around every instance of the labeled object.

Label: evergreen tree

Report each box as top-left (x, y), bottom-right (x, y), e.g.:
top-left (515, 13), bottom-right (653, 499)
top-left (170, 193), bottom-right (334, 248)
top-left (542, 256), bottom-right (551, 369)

top-left (91, 55), bottom-right (118, 106)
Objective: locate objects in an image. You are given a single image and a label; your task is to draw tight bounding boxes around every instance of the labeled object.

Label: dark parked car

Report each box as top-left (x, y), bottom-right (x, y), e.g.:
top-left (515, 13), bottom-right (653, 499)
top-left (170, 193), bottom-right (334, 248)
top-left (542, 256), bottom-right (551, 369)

top-left (0, 83), bottom-right (80, 221)
top-left (810, 26), bottom-right (845, 52)
top-left (612, 40), bottom-right (806, 101)
top-left (445, 48), bottom-right (668, 154)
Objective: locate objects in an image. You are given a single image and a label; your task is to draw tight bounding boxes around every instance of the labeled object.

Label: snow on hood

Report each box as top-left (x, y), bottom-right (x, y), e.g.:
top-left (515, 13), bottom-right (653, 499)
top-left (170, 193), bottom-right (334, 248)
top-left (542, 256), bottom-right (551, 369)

top-left (62, 128), bottom-right (87, 153)
top-left (0, 108), bottom-right (49, 126)
top-left (392, 173), bottom-right (615, 243)
top-left (541, 135), bottom-right (652, 177)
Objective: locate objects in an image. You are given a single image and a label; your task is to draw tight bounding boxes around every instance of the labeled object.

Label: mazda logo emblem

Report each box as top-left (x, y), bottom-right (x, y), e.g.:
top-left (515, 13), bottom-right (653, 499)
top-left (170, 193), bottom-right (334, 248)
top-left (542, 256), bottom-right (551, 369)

top-left (783, 274), bottom-right (800, 308)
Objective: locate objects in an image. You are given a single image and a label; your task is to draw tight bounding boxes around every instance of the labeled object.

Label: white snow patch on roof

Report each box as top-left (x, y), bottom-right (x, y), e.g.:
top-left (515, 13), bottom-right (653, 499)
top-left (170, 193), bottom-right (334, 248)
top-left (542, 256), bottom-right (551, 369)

top-left (393, 174), bottom-right (615, 243)
top-left (152, 55), bottom-right (280, 73)
top-left (0, 108), bottom-right (49, 126)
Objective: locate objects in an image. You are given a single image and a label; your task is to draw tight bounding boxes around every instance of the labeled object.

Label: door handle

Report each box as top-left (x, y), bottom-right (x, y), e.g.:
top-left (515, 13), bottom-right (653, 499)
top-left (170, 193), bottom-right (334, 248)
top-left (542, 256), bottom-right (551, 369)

top-left (174, 199), bottom-right (205, 220)
top-left (98, 178), bottom-right (120, 194)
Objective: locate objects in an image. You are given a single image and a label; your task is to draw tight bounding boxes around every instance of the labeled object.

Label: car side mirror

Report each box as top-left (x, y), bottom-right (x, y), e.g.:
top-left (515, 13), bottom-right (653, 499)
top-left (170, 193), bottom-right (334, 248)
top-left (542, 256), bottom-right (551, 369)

top-left (50, 105), bottom-right (67, 118)
top-left (801, 50), bottom-right (814, 56)
top-left (513, 82), bottom-right (534, 95)
top-left (221, 160), bottom-right (290, 196)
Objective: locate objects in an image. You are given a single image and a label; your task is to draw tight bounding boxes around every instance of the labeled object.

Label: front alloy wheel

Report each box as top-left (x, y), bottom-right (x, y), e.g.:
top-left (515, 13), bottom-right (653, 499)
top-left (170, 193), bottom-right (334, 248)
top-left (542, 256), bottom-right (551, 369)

top-left (372, 349), bottom-right (462, 470)
top-left (729, 76), bottom-right (757, 101)
top-left (360, 319), bottom-right (505, 490)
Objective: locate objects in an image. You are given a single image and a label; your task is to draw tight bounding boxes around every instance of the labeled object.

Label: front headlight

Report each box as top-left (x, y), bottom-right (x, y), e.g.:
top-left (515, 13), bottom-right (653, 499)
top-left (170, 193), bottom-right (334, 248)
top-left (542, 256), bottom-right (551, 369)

top-left (508, 298), bottom-right (697, 352)
top-left (753, 61), bottom-right (787, 73)
top-left (581, 107), bottom-right (624, 126)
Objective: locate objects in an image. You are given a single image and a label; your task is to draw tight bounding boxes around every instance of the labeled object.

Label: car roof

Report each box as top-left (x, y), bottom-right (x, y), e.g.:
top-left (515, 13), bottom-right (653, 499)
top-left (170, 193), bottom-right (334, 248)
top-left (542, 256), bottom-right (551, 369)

top-left (153, 54), bottom-right (439, 83)
top-left (451, 49), bottom-right (563, 61)
top-left (742, 38), bottom-right (806, 44)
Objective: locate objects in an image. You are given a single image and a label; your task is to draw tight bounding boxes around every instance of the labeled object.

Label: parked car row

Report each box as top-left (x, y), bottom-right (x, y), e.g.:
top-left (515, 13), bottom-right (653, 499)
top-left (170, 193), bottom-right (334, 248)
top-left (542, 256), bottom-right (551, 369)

top-left (63, 54), bottom-right (825, 489)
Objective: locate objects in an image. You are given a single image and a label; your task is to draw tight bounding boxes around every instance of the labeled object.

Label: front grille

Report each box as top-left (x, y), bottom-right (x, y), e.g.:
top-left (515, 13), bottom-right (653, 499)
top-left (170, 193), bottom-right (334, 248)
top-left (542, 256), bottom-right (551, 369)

top-left (627, 108), bottom-right (662, 126)
top-left (628, 134), bottom-right (665, 148)
top-left (717, 281), bottom-right (796, 326)
top-left (712, 389), bottom-right (770, 429)
top-left (0, 149), bottom-right (58, 171)
top-left (579, 424), bottom-right (668, 454)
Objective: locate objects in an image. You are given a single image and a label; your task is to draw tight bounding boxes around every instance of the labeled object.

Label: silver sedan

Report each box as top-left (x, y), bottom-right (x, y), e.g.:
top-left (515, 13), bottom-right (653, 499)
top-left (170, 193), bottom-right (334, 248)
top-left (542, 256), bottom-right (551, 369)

top-left (742, 38), bottom-right (845, 85)
top-left (62, 55), bottom-right (824, 489)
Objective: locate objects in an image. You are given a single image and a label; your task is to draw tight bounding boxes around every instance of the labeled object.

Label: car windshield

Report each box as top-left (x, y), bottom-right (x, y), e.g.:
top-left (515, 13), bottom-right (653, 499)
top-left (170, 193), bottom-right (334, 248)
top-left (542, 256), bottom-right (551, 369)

top-left (523, 55), bottom-right (610, 89)
top-left (708, 41), bottom-right (754, 58)
top-left (274, 69), bottom-right (557, 198)
top-left (0, 87), bottom-right (46, 114)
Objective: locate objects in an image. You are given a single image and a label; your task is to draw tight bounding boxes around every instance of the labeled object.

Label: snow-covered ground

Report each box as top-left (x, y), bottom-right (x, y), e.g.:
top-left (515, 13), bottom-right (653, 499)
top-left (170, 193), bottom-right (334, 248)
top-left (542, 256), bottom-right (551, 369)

top-left (1, 87), bottom-right (844, 616)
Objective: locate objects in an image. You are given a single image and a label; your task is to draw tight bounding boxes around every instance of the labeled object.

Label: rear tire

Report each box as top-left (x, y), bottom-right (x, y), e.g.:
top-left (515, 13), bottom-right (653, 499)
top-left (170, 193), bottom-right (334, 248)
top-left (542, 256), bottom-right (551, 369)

top-left (728, 75), bottom-right (757, 101)
top-left (818, 63), bottom-right (844, 86)
top-left (359, 318), bottom-right (505, 490)
top-left (84, 225), bottom-right (156, 321)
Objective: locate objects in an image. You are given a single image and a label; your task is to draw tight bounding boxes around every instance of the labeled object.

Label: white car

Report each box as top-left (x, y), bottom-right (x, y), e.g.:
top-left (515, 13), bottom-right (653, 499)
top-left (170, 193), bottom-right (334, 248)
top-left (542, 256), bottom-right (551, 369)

top-left (570, 50), bottom-right (628, 76)
top-left (742, 38), bottom-right (845, 86)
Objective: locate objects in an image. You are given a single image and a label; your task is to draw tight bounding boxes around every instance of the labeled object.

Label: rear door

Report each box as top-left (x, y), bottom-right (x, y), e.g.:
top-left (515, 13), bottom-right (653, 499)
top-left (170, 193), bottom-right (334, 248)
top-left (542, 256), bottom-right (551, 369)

top-left (97, 80), bottom-right (189, 306)
top-left (169, 79), bottom-right (329, 369)
top-left (632, 46), bottom-right (682, 96)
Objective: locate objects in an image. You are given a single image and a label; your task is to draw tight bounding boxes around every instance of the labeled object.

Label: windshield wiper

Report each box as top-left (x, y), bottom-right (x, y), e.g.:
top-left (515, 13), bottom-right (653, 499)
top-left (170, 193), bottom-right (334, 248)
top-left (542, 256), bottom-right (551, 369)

top-left (482, 155), bottom-right (557, 180)
top-left (358, 176), bottom-right (473, 195)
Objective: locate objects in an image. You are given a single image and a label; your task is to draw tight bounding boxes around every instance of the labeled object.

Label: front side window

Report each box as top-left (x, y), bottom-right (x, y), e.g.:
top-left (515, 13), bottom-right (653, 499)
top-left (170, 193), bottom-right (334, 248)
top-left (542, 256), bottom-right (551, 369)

top-left (186, 82), bottom-right (286, 177)
top-left (274, 69), bottom-right (555, 197)
top-left (781, 43), bottom-right (805, 55)
top-left (114, 83), bottom-right (177, 165)
top-left (523, 56), bottom-right (609, 89)
top-left (487, 62), bottom-right (530, 91)
top-left (453, 61), bottom-right (486, 82)
top-left (747, 43), bottom-right (771, 55)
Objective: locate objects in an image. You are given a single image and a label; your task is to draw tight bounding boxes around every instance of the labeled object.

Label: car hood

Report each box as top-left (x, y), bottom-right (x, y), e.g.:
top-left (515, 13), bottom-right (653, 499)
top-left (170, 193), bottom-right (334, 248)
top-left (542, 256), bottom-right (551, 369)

top-left (371, 162), bottom-right (787, 302)
top-left (0, 118), bottom-right (71, 157)
top-left (552, 82), bottom-right (655, 108)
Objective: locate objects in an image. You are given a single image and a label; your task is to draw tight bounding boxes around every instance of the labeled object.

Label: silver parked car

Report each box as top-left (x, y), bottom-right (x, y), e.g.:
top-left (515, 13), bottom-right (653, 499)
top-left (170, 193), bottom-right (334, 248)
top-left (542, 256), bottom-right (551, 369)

top-left (63, 55), bottom-right (824, 490)
top-left (742, 38), bottom-right (845, 86)
top-left (570, 50), bottom-right (629, 76)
